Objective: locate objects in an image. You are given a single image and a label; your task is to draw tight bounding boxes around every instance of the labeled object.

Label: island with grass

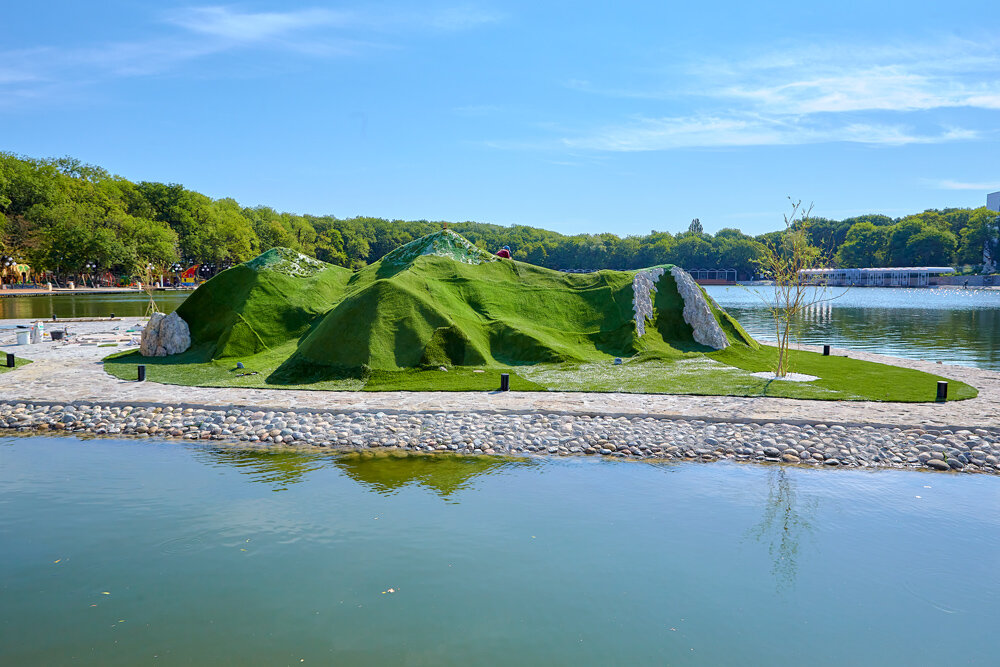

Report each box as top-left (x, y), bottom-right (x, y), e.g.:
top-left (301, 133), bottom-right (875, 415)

top-left (105, 230), bottom-right (976, 402)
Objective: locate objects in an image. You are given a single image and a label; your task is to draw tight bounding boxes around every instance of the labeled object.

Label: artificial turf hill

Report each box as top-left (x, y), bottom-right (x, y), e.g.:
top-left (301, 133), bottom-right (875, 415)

top-left (105, 230), bottom-right (977, 401)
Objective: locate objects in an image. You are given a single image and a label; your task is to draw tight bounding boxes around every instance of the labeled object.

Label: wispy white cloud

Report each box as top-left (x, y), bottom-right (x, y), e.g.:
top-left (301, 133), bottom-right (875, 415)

top-left (560, 115), bottom-right (976, 152)
top-left (935, 179), bottom-right (1000, 190)
top-left (0, 4), bottom-right (502, 106)
top-left (426, 6), bottom-right (503, 31)
top-left (710, 40), bottom-right (1000, 114)
top-left (549, 37), bottom-right (998, 150)
top-left (164, 6), bottom-right (354, 42)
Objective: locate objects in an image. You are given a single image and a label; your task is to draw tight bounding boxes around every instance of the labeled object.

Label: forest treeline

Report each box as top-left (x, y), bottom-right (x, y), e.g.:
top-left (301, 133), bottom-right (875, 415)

top-left (1, 152), bottom-right (997, 281)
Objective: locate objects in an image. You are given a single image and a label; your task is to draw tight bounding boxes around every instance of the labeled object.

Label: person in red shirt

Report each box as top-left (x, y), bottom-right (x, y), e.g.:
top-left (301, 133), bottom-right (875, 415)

top-left (496, 245), bottom-right (511, 258)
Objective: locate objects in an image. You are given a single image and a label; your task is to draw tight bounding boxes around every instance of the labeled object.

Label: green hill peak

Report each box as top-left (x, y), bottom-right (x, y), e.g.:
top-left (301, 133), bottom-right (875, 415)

top-left (378, 229), bottom-right (498, 267)
top-left (244, 247), bottom-right (330, 277)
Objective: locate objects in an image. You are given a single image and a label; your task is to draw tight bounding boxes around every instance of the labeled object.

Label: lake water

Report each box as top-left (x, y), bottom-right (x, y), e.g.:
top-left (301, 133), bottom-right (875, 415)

top-left (706, 285), bottom-right (1000, 371)
top-left (0, 291), bottom-right (189, 319)
top-left (3, 435), bottom-right (999, 665)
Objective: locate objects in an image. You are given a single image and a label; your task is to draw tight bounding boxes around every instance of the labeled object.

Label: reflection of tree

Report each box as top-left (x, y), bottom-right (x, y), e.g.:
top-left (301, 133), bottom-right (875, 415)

top-left (747, 467), bottom-right (816, 591)
top-left (192, 447), bottom-right (331, 492)
top-left (336, 452), bottom-right (526, 499)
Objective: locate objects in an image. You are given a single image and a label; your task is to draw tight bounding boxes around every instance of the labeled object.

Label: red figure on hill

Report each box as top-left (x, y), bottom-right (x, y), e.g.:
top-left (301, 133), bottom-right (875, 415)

top-left (496, 245), bottom-right (511, 258)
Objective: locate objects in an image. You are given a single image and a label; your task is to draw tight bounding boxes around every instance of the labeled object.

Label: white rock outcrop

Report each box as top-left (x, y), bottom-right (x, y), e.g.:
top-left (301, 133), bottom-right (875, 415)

top-left (669, 267), bottom-right (729, 350)
top-left (632, 267), bottom-right (665, 337)
top-left (140, 312), bottom-right (191, 357)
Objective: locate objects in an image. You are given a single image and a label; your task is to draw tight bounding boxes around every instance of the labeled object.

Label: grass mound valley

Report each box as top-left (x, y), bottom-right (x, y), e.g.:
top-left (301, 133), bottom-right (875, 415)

top-left (105, 230), bottom-right (976, 401)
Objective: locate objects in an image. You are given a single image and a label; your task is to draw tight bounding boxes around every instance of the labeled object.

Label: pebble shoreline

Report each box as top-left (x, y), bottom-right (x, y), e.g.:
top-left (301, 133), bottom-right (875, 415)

top-left (4, 401), bottom-right (999, 475)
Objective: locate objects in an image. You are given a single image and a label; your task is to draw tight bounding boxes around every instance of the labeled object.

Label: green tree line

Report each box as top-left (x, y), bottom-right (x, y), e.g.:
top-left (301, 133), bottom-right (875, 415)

top-left (1, 153), bottom-right (997, 282)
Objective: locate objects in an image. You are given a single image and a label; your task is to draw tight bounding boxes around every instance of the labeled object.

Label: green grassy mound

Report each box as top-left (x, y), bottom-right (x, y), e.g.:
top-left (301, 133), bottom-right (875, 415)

top-left (102, 230), bottom-right (980, 402)
top-left (176, 247), bottom-right (352, 359)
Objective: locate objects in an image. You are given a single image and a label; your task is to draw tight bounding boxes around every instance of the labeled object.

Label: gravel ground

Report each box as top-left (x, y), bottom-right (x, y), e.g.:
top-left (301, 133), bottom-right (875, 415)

top-left (2, 402), bottom-right (998, 474)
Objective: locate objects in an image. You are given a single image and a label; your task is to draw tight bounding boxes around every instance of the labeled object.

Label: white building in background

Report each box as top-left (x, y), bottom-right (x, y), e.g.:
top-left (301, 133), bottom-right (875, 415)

top-left (985, 192), bottom-right (1000, 274)
top-left (800, 267), bottom-right (954, 287)
top-left (988, 191), bottom-right (1000, 212)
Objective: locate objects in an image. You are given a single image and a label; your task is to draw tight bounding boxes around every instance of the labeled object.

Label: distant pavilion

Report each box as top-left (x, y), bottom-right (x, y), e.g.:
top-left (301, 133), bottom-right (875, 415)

top-left (799, 267), bottom-right (954, 287)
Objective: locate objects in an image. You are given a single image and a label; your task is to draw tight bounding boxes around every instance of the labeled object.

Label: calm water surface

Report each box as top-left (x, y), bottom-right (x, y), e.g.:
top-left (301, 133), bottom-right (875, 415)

top-left (707, 285), bottom-right (1000, 371)
top-left (0, 292), bottom-right (188, 319)
top-left (3, 436), bottom-right (999, 665)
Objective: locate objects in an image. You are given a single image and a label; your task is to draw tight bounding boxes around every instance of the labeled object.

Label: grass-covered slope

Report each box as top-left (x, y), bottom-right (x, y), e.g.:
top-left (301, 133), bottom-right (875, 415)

top-left (273, 255), bottom-right (656, 380)
top-left (176, 247), bottom-right (351, 359)
top-left (102, 230), bottom-right (979, 401)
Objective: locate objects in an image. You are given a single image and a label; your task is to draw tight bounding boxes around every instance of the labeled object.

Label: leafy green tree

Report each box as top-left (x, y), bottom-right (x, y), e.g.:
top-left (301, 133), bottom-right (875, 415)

top-left (717, 237), bottom-right (764, 276)
top-left (670, 234), bottom-right (713, 269)
top-left (835, 222), bottom-right (888, 267)
top-left (904, 227), bottom-right (956, 266)
top-left (885, 218), bottom-right (927, 266)
top-left (957, 208), bottom-right (1000, 268)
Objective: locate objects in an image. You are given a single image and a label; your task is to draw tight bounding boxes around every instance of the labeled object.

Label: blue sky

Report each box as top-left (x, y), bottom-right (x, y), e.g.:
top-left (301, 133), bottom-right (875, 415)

top-left (2, 1), bottom-right (998, 236)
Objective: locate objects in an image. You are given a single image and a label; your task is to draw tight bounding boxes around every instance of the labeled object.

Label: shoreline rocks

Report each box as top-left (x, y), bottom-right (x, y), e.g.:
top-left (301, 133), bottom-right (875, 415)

top-left (2, 401), bottom-right (998, 475)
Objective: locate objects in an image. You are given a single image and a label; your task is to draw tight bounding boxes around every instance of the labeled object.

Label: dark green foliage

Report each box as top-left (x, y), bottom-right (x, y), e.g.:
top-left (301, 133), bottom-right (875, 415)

top-left (3, 152), bottom-right (997, 287)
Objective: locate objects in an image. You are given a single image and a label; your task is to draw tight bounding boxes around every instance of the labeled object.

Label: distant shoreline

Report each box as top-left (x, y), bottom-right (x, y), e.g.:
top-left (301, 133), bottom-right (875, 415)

top-left (0, 286), bottom-right (196, 299)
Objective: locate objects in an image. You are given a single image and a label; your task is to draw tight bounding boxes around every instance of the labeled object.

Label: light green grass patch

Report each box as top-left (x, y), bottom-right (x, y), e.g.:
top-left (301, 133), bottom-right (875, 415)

top-left (0, 355), bottom-right (32, 374)
top-left (103, 341), bottom-right (977, 402)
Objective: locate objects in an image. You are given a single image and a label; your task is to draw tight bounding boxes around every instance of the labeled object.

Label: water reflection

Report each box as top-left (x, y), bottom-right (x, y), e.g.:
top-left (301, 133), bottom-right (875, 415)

top-left (191, 447), bottom-right (333, 492)
top-left (335, 451), bottom-right (528, 499)
top-left (747, 467), bottom-right (817, 591)
top-left (0, 292), bottom-right (188, 319)
top-left (190, 446), bottom-right (526, 498)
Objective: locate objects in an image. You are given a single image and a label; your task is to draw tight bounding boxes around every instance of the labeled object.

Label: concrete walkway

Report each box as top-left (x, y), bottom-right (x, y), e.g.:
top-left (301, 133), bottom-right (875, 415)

top-left (2, 317), bottom-right (998, 429)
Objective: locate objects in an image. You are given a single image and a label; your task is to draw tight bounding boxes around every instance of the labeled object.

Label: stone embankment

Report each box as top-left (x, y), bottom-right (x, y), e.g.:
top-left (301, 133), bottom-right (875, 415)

top-left (3, 401), bottom-right (999, 475)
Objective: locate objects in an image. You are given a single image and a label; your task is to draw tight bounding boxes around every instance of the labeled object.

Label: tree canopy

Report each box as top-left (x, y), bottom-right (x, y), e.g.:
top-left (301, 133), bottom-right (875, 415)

top-left (2, 152), bottom-right (997, 281)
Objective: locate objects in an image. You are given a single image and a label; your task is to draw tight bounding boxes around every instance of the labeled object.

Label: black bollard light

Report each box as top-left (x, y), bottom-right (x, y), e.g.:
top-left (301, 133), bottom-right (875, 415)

top-left (500, 373), bottom-right (510, 392)
top-left (137, 365), bottom-right (146, 382)
top-left (823, 345), bottom-right (830, 356)
top-left (6, 353), bottom-right (14, 368)
top-left (110, 312), bottom-right (115, 319)
top-left (936, 381), bottom-right (948, 402)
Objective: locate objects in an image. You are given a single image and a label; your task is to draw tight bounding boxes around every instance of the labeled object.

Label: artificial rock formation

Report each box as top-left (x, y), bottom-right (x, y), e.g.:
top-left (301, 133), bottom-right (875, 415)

top-left (669, 267), bottom-right (729, 350)
top-left (631, 267), bottom-right (665, 337)
top-left (141, 312), bottom-right (191, 357)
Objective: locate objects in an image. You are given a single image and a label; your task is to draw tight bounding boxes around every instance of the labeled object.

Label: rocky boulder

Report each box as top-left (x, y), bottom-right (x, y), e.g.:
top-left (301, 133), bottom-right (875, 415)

top-left (141, 312), bottom-right (191, 357)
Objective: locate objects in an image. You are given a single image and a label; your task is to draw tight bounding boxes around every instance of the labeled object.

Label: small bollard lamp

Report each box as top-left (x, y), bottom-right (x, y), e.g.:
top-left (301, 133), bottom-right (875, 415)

top-left (6, 353), bottom-right (14, 368)
top-left (500, 373), bottom-right (510, 391)
top-left (823, 345), bottom-right (830, 356)
top-left (137, 365), bottom-right (146, 382)
top-left (936, 381), bottom-right (948, 402)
